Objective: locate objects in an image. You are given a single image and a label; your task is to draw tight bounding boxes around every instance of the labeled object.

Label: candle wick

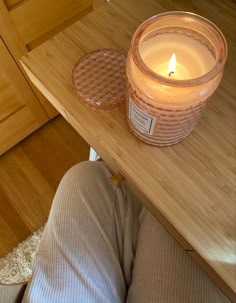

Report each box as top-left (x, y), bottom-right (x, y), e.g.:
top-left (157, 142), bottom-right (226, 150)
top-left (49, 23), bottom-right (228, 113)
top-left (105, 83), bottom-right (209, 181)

top-left (168, 71), bottom-right (174, 77)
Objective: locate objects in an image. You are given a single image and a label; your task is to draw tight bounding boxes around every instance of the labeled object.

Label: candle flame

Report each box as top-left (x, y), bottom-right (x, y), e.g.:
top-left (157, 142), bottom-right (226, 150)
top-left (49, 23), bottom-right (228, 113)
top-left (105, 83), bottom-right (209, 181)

top-left (168, 53), bottom-right (176, 77)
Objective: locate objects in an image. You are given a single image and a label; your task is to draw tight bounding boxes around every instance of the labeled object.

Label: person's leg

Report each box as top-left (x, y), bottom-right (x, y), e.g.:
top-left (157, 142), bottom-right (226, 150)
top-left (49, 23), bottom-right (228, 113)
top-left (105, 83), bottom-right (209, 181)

top-left (127, 209), bottom-right (230, 303)
top-left (22, 161), bottom-right (141, 303)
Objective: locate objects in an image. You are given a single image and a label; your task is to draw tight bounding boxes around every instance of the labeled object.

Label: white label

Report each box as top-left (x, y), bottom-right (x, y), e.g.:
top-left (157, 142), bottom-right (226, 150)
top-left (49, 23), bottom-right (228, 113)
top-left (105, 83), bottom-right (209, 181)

top-left (129, 98), bottom-right (156, 135)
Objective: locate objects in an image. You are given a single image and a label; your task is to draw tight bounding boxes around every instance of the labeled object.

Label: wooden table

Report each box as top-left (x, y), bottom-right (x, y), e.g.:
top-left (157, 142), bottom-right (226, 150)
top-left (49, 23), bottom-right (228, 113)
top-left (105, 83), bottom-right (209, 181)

top-left (21, 0), bottom-right (236, 301)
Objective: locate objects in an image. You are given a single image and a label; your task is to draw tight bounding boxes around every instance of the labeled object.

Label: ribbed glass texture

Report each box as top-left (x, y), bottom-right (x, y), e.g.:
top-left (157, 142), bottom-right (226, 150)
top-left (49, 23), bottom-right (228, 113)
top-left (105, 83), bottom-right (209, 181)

top-left (126, 12), bottom-right (227, 146)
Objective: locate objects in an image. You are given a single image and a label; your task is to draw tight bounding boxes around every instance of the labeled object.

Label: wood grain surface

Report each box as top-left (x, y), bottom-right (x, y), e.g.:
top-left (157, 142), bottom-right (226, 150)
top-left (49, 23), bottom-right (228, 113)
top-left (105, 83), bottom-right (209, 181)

top-left (0, 0), bottom-right (58, 122)
top-left (9, 0), bottom-right (93, 46)
top-left (0, 116), bottom-right (89, 257)
top-left (3, 0), bottom-right (22, 9)
top-left (0, 37), bottom-right (48, 154)
top-left (21, 0), bottom-right (236, 301)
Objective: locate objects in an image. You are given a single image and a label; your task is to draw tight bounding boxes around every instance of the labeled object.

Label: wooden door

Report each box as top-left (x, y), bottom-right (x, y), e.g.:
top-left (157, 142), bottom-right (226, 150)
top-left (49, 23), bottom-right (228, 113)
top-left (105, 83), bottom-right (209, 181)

top-left (0, 37), bottom-right (48, 154)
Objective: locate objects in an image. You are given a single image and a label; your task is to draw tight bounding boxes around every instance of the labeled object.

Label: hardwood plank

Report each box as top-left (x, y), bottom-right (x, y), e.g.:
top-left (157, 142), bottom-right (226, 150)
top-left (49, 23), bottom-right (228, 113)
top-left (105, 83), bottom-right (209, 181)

top-left (0, 115), bottom-right (89, 257)
top-left (0, 217), bottom-right (20, 256)
top-left (0, 184), bottom-right (30, 241)
top-left (0, 107), bottom-right (42, 155)
top-left (20, 118), bottom-right (89, 188)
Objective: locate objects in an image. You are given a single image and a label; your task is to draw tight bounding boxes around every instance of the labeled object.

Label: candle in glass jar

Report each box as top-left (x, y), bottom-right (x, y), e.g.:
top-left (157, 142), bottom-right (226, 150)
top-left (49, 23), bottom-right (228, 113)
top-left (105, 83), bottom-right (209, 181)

top-left (126, 12), bottom-right (227, 146)
top-left (140, 33), bottom-right (215, 80)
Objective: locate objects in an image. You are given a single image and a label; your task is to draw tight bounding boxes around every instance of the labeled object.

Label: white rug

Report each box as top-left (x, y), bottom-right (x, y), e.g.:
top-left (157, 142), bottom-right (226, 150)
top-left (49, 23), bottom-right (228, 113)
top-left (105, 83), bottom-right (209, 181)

top-left (0, 225), bottom-right (45, 284)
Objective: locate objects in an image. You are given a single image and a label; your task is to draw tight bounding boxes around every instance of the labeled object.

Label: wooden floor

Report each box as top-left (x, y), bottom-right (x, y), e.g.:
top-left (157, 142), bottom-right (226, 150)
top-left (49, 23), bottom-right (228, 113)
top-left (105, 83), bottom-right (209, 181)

top-left (0, 115), bottom-right (89, 257)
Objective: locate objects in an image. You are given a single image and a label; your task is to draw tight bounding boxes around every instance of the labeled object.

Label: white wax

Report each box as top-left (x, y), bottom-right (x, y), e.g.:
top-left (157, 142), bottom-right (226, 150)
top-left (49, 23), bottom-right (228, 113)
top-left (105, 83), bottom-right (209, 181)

top-left (139, 32), bottom-right (216, 80)
top-left (128, 28), bottom-right (222, 106)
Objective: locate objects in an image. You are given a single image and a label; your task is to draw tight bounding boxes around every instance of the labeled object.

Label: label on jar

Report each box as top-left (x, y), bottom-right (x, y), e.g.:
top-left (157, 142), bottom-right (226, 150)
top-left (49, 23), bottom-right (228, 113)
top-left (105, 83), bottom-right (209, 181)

top-left (129, 98), bottom-right (156, 135)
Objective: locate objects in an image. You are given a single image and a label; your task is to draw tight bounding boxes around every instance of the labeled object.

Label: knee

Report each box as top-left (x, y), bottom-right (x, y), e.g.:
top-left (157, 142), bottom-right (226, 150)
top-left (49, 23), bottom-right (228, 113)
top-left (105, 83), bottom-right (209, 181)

top-left (49, 161), bottom-right (111, 220)
top-left (60, 161), bottom-right (111, 189)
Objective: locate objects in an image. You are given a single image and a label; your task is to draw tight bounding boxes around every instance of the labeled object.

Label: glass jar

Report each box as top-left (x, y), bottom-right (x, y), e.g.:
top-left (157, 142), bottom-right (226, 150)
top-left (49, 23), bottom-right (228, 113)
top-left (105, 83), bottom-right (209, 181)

top-left (126, 12), bottom-right (228, 146)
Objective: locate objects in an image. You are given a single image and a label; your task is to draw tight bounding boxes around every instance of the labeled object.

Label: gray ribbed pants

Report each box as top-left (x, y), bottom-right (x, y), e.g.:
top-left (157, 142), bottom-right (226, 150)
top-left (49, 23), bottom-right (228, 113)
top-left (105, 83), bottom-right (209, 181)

top-left (22, 161), bottom-right (229, 302)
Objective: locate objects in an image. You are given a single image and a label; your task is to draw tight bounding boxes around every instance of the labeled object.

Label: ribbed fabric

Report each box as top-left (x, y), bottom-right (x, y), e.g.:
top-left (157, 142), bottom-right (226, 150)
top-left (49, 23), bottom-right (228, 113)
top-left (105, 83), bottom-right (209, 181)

top-left (22, 161), bottom-right (230, 303)
top-left (127, 210), bottom-right (230, 303)
top-left (22, 161), bottom-right (141, 303)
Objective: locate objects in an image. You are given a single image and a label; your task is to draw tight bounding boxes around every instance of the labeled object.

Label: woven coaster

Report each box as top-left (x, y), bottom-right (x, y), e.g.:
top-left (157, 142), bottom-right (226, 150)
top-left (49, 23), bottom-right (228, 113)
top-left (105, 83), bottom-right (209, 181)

top-left (72, 49), bottom-right (126, 109)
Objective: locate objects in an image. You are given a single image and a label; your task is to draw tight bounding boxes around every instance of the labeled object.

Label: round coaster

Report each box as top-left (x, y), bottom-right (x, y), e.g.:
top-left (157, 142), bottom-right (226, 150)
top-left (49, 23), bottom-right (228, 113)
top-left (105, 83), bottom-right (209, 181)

top-left (72, 49), bottom-right (126, 109)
